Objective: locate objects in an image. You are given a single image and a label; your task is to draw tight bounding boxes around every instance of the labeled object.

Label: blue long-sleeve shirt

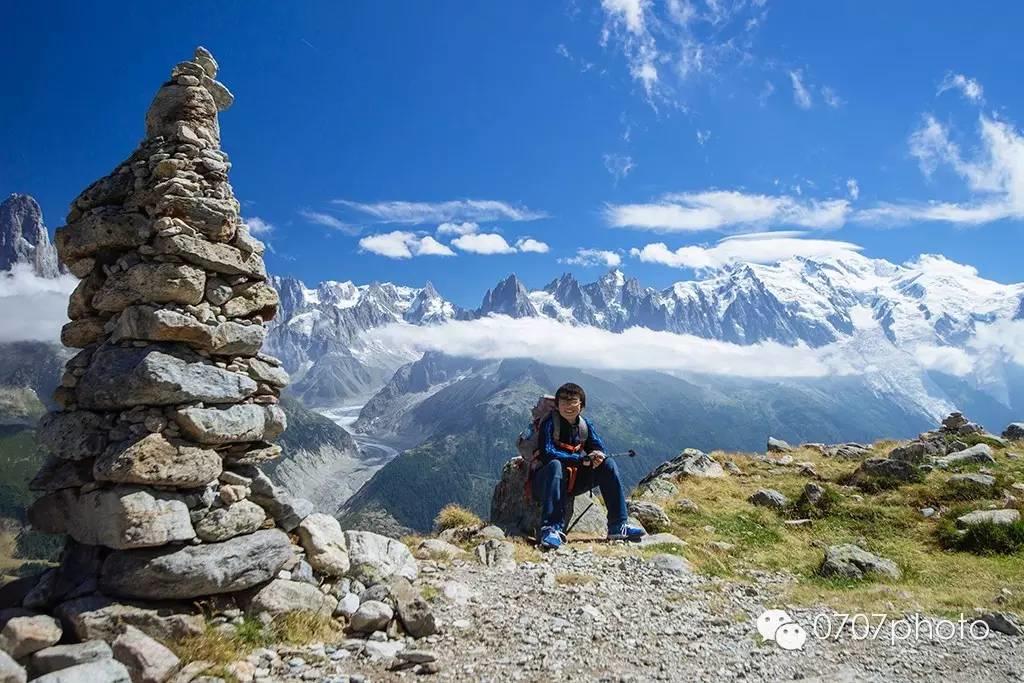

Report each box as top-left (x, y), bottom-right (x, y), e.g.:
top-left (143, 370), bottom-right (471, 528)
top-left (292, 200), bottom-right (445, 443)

top-left (540, 412), bottom-right (606, 465)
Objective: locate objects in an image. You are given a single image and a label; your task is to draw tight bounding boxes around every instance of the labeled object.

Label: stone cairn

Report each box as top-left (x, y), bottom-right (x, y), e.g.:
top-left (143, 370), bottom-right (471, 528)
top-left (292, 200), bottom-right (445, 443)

top-left (1, 48), bottom-right (431, 678)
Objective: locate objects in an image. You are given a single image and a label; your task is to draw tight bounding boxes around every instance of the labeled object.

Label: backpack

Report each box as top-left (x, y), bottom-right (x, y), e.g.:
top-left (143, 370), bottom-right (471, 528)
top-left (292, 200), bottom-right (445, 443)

top-left (516, 394), bottom-right (589, 474)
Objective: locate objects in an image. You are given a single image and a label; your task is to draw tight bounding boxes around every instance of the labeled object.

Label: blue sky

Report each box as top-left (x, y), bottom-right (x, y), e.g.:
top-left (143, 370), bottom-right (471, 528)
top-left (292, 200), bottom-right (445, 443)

top-left (3, 1), bottom-right (1023, 308)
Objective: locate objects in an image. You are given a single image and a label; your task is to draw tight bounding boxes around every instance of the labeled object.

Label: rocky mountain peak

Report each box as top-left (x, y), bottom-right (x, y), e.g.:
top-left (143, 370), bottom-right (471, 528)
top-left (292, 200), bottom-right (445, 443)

top-left (478, 273), bottom-right (538, 318)
top-left (0, 193), bottom-right (61, 278)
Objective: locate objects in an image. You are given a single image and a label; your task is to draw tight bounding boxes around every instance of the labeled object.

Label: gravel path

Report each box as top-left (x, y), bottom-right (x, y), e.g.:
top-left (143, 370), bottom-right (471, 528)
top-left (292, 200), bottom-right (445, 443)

top-left (255, 543), bottom-right (1022, 682)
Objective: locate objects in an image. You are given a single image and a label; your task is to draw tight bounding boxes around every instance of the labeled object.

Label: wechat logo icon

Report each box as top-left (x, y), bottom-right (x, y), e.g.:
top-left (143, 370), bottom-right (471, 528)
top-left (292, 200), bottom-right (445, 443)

top-left (756, 609), bottom-right (808, 650)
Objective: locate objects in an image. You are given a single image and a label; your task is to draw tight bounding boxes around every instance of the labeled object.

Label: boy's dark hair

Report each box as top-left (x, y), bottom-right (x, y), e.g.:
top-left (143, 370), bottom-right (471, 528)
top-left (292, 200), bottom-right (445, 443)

top-left (555, 382), bottom-right (586, 408)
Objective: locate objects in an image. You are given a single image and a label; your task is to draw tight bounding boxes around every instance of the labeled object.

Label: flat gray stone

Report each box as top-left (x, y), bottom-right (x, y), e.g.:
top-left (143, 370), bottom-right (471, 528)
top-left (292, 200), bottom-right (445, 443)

top-left (100, 529), bottom-right (294, 600)
top-left (174, 404), bottom-right (285, 445)
top-left (956, 509), bottom-right (1020, 528)
top-left (297, 514), bottom-right (350, 577)
top-left (93, 433), bottom-right (221, 488)
top-left (349, 600), bottom-right (393, 633)
top-left (645, 553), bottom-right (692, 574)
top-left (30, 641), bottom-right (112, 677)
top-left (748, 488), bottom-right (789, 509)
top-left (934, 443), bottom-right (996, 468)
top-left (193, 500), bottom-right (266, 542)
top-left (819, 544), bottom-right (901, 580)
top-left (53, 597), bottom-right (203, 643)
top-left (31, 659), bottom-right (131, 683)
top-left (111, 625), bottom-right (179, 683)
top-left (76, 345), bottom-right (256, 411)
top-left (28, 486), bottom-right (194, 550)
top-left (246, 579), bottom-right (328, 619)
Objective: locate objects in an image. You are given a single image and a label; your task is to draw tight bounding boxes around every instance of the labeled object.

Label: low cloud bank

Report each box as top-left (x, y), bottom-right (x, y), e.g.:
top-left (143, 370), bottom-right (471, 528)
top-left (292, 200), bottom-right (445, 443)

top-left (364, 315), bottom-right (850, 378)
top-left (0, 265), bottom-right (76, 342)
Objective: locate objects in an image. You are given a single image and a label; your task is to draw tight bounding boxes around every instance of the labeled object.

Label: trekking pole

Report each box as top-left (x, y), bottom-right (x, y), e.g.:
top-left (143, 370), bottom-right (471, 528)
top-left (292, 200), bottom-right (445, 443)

top-left (563, 450), bottom-right (638, 536)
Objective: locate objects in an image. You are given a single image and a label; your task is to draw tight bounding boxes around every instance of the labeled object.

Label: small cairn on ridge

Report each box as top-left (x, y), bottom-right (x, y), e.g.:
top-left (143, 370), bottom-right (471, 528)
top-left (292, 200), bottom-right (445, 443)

top-left (2, 48), bottom-right (431, 677)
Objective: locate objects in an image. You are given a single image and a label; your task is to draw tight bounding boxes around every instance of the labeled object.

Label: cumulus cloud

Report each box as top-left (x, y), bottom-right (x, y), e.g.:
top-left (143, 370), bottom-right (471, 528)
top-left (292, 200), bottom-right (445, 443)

top-left (938, 72), bottom-right (984, 103)
top-left (789, 70), bottom-right (812, 109)
top-left (606, 190), bottom-right (851, 232)
top-left (299, 210), bottom-right (360, 235)
top-left (629, 231), bottom-right (863, 269)
top-left (0, 265), bottom-right (76, 342)
top-left (245, 216), bottom-right (274, 235)
top-left (857, 111), bottom-right (1024, 226)
top-left (362, 315), bottom-right (848, 378)
top-left (333, 199), bottom-right (546, 224)
top-left (560, 248), bottom-right (623, 268)
top-left (436, 221), bottom-right (479, 236)
top-left (358, 231), bottom-right (455, 259)
top-left (515, 238), bottom-right (550, 254)
top-left (450, 233), bottom-right (517, 255)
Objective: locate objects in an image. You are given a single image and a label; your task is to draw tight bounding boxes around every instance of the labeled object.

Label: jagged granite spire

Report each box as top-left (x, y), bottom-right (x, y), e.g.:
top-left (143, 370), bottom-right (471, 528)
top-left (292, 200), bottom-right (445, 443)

top-left (0, 193), bottom-right (61, 277)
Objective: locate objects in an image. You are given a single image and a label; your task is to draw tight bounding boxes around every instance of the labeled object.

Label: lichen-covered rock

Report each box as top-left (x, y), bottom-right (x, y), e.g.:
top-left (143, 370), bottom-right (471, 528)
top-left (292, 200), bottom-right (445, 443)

top-left (28, 486), bottom-right (194, 549)
top-left (193, 500), bottom-right (266, 542)
top-left (36, 411), bottom-right (109, 461)
top-left (91, 263), bottom-right (206, 312)
top-left (55, 207), bottom-right (150, 261)
top-left (956, 509), bottom-right (1020, 528)
top-left (93, 433), bottom-right (221, 487)
top-left (1004, 423), bottom-right (1024, 441)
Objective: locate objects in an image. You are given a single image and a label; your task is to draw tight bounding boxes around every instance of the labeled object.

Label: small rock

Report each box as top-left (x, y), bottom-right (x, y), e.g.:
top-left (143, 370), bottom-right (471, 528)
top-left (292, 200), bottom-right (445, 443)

top-left (111, 625), bottom-right (179, 683)
top-left (0, 650), bottom-right (25, 683)
top-left (0, 615), bottom-right (62, 659)
top-left (349, 601), bottom-right (393, 633)
top-left (31, 659), bottom-right (131, 682)
top-left (748, 489), bottom-right (788, 510)
top-left (475, 540), bottom-right (516, 572)
top-left (645, 554), bottom-right (691, 574)
top-left (978, 611), bottom-right (1023, 636)
top-left (766, 437), bottom-right (792, 453)
top-left (819, 544), bottom-right (901, 580)
top-left (30, 641), bottom-right (112, 677)
top-left (956, 509), bottom-right (1020, 528)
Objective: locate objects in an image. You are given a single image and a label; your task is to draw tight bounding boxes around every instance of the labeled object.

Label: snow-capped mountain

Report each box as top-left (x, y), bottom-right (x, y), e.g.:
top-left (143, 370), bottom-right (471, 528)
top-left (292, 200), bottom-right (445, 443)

top-left (266, 276), bottom-right (465, 406)
top-left (269, 253), bottom-right (1023, 417)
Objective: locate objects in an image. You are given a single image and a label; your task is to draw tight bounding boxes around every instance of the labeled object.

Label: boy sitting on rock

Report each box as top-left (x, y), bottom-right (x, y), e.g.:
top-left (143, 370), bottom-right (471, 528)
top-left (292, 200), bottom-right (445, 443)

top-left (532, 382), bottom-right (645, 549)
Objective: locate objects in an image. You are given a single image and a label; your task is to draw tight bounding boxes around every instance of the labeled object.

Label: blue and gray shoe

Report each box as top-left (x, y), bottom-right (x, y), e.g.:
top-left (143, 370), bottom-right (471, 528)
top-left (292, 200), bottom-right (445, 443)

top-left (539, 525), bottom-right (566, 549)
top-left (607, 522), bottom-right (645, 542)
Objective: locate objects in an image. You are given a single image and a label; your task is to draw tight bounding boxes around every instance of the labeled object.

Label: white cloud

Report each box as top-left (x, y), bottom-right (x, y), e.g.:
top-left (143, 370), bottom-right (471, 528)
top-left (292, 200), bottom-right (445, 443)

top-left (415, 235), bottom-right (457, 257)
top-left (914, 344), bottom-right (975, 376)
top-left (821, 86), bottom-right (842, 109)
top-left (598, 0), bottom-right (766, 108)
top-left (560, 248), bottom-right (623, 268)
top-left (299, 210), bottom-right (360, 235)
top-left (451, 233), bottom-right (517, 255)
top-left (603, 154), bottom-right (636, 182)
top-left (358, 231), bottom-right (455, 259)
top-left (436, 221), bottom-right (478, 236)
top-left (857, 110), bottom-right (1024, 227)
top-left (245, 216), bottom-right (274, 235)
top-left (696, 129), bottom-right (711, 145)
top-left (629, 231), bottom-right (863, 270)
top-left (363, 315), bottom-right (848, 378)
top-left (789, 70), bottom-right (812, 109)
top-left (758, 80), bottom-right (775, 107)
top-left (600, 0), bottom-right (660, 101)
top-left (515, 238), bottom-right (550, 254)
top-left (0, 265), bottom-right (76, 342)
top-left (846, 179), bottom-right (860, 200)
top-left (938, 72), bottom-right (984, 103)
top-left (606, 190), bottom-right (851, 232)
top-left (333, 199), bottom-right (546, 224)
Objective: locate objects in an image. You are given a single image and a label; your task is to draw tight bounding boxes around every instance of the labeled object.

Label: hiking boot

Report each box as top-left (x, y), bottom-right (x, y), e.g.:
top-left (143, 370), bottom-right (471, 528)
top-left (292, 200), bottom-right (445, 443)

top-left (607, 522), bottom-right (645, 542)
top-left (539, 525), bottom-right (564, 550)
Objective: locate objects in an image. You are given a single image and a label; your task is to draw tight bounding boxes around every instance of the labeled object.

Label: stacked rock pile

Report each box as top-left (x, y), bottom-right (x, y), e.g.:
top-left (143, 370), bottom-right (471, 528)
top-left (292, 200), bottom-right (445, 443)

top-left (0, 48), bottom-right (435, 682)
